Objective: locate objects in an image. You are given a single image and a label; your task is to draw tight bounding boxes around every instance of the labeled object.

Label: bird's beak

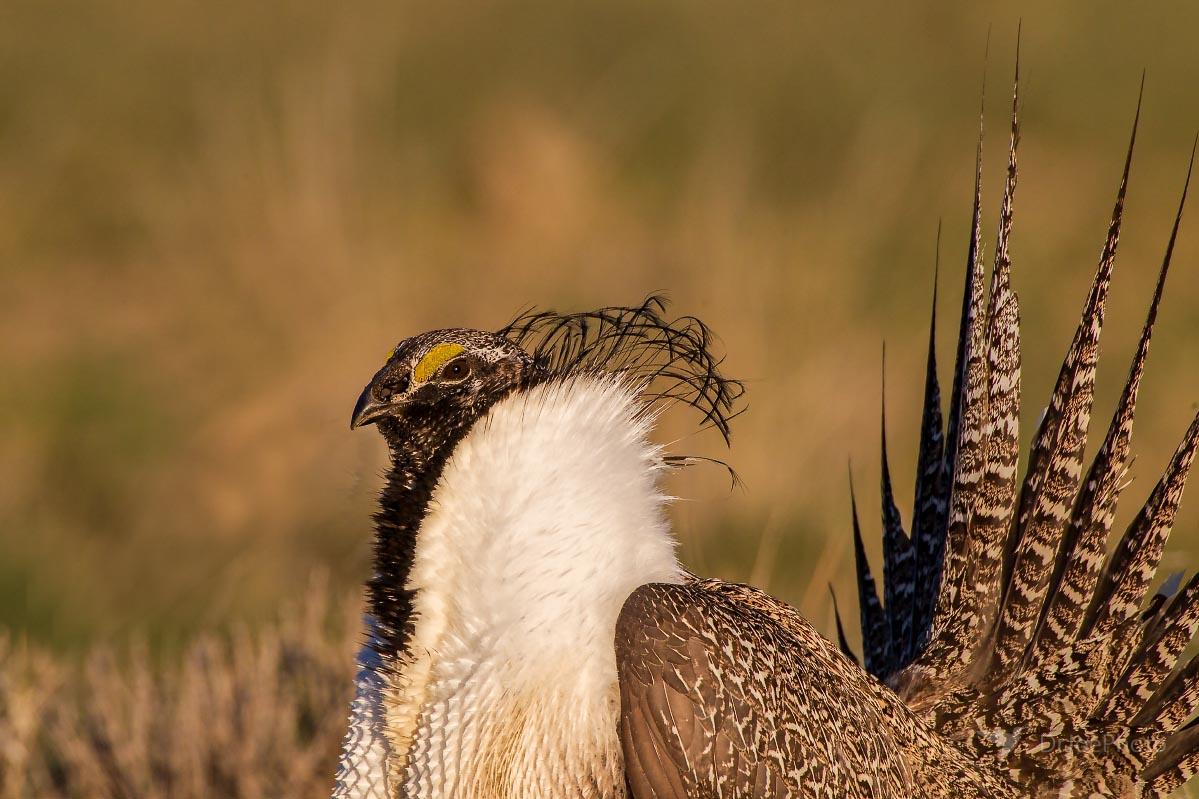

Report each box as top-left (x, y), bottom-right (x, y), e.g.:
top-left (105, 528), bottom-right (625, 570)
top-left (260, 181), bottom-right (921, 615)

top-left (350, 384), bottom-right (391, 430)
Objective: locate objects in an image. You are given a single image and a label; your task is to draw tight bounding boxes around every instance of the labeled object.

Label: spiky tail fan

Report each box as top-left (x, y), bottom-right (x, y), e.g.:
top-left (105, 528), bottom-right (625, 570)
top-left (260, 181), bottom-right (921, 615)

top-left (843, 64), bottom-right (1199, 796)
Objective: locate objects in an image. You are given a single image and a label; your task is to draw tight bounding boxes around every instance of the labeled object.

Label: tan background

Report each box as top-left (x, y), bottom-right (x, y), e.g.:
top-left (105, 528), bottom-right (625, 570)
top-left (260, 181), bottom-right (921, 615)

top-left (2, 0), bottom-right (1198, 655)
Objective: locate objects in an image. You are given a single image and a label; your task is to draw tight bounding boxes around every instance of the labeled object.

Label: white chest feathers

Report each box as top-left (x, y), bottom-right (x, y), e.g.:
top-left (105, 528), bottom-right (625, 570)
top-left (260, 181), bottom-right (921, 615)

top-left (386, 377), bottom-right (683, 798)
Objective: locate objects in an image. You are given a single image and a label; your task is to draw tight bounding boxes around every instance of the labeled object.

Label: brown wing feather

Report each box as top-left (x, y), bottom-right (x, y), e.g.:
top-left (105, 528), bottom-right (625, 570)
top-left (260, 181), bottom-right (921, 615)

top-left (615, 582), bottom-right (1018, 799)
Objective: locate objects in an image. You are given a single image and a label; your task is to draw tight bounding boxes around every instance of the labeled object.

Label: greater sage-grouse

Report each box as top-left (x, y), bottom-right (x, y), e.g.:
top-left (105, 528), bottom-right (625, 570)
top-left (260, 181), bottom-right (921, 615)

top-left (332, 75), bottom-right (1199, 798)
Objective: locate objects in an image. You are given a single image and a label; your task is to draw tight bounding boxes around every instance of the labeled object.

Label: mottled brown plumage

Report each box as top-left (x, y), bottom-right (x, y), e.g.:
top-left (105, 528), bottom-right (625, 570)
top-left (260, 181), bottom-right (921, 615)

top-left (617, 580), bottom-right (1017, 798)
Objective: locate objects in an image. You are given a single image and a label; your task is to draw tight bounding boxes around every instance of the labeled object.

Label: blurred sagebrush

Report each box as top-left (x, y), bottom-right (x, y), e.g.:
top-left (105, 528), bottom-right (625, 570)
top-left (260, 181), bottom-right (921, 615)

top-left (0, 575), bottom-right (357, 799)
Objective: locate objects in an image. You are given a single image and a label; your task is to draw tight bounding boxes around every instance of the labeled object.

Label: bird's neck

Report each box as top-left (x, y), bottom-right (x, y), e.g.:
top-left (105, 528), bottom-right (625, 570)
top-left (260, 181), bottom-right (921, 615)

top-left (368, 435), bottom-right (457, 664)
top-left (380, 376), bottom-right (684, 795)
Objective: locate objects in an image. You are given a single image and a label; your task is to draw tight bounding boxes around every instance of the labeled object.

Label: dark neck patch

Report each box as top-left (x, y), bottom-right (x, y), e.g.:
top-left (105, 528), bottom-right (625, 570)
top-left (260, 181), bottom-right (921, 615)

top-left (367, 436), bottom-right (459, 667)
top-left (367, 381), bottom-right (532, 668)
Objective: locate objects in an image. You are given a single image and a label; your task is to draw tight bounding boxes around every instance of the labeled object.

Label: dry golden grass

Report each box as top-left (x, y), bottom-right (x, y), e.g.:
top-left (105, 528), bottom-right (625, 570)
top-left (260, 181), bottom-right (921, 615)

top-left (6, 577), bottom-right (1199, 798)
top-left (0, 576), bottom-right (357, 799)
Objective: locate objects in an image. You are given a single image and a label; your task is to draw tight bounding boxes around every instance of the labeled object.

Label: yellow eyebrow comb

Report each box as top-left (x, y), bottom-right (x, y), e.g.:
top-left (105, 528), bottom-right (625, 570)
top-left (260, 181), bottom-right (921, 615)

top-left (412, 343), bottom-right (466, 383)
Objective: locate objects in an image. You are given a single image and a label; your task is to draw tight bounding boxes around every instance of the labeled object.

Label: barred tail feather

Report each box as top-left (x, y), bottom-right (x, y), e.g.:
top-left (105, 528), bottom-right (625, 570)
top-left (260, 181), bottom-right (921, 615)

top-left (1026, 150), bottom-right (1184, 666)
top-left (1147, 722), bottom-right (1199, 793)
top-left (911, 250), bottom-right (948, 654)
top-left (899, 61), bottom-right (1017, 696)
top-left (881, 356), bottom-right (917, 669)
top-left (971, 69), bottom-right (1023, 676)
top-left (1081, 414), bottom-right (1199, 649)
top-left (849, 61), bottom-right (1199, 793)
top-left (829, 586), bottom-right (858, 664)
top-left (900, 88), bottom-right (990, 693)
top-left (1100, 571), bottom-right (1199, 723)
top-left (988, 87), bottom-right (1140, 680)
top-left (851, 471), bottom-right (891, 677)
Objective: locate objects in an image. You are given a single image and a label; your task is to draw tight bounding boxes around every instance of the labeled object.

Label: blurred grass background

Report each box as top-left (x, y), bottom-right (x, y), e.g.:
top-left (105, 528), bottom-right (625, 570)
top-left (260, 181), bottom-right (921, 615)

top-left (2, 0), bottom-right (1199, 660)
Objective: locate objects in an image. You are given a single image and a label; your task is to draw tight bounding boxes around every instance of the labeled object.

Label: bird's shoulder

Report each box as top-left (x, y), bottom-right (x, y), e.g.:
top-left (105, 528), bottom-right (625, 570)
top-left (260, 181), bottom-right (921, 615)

top-left (615, 579), bottom-right (925, 798)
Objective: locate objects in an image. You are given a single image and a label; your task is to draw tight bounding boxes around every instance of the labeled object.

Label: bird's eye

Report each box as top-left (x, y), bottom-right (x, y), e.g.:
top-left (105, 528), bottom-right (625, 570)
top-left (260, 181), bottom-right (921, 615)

top-left (441, 357), bottom-right (471, 382)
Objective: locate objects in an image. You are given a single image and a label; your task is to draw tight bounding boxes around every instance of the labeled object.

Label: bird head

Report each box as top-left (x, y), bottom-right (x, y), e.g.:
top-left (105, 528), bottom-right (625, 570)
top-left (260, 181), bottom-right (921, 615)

top-left (350, 328), bottom-right (540, 454)
top-left (350, 297), bottom-right (745, 460)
